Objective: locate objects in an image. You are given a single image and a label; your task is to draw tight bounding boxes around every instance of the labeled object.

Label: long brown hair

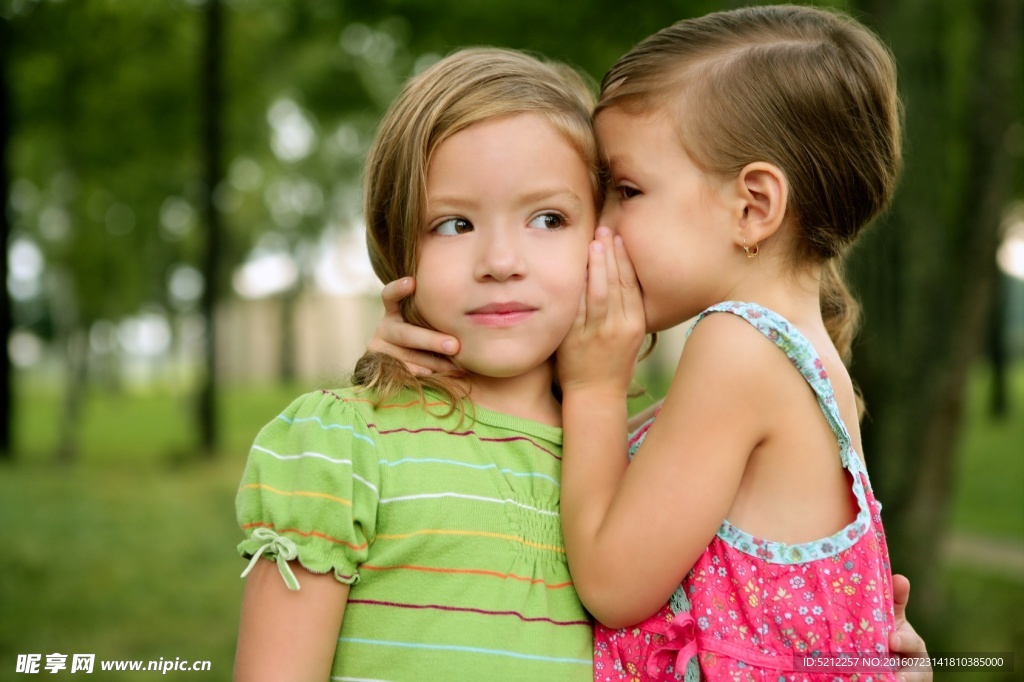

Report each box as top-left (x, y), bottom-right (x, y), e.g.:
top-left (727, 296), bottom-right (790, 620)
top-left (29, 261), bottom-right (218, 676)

top-left (597, 4), bottom-right (902, 363)
top-left (354, 47), bottom-right (598, 409)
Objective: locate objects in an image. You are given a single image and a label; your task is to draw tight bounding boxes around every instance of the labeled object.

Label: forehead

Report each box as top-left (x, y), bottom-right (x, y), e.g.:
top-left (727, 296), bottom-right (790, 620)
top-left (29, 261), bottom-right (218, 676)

top-left (430, 114), bottom-right (586, 172)
top-left (594, 108), bottom-right (672, 164)
top-left (427, 113), bottom-right (598, 201)
top-left (433, 115), bottom-right (578, 171)
top-left (425, 114), bottom-right (595, 205)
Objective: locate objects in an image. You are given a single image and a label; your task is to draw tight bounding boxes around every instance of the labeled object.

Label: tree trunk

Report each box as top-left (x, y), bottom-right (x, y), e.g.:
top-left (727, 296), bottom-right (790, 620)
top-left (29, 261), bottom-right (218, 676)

top-left (848, 0), bottom-right (1021, 647)
top-left (279, 288), bottom-right (298, 384)
top-left (986, 273), bottom-right (1009, 418)
top-left (56, 326), bottom-right (88, 465)
top-left (197, 0), bottom-right (224, 457)
top-left (0, 16), bottom-right (12, 460)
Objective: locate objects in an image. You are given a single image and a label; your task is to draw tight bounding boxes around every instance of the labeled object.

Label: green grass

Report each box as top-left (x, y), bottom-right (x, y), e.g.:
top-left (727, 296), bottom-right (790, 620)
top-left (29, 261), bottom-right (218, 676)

top-left (12, 380), bottom-right (304, 466)
top-left (0, 367), bottom-right (1021, 680)
top-left (1, 380), bottom-right (304, 680)
top-left (0, 460), bottom-right (244, 679)
top-left (950, 363), bottom-right (1024, 540)
top-left (941, 568), bottom-right (1024, 682)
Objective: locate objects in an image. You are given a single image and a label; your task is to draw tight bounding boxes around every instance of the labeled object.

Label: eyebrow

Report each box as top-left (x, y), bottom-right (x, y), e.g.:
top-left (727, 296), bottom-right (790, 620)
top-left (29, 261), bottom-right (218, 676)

top-left (517, 188), bottom-right (584, 209)
top-left (428, 188), bottom-right (585, 212)
top-left (427, 195), bottom-right (479, 211)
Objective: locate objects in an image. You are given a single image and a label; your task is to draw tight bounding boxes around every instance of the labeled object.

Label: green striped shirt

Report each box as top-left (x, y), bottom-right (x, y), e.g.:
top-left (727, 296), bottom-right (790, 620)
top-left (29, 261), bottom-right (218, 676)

top-left (237, 388), bottom-right (593, 681)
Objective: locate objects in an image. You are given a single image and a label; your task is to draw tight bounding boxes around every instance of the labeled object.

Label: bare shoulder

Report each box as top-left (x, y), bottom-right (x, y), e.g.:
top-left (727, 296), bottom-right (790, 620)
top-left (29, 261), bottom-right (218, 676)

top-left (680, 311), bottom-right (794, 387)
top-left (664, 312), bottom-right (796, 437)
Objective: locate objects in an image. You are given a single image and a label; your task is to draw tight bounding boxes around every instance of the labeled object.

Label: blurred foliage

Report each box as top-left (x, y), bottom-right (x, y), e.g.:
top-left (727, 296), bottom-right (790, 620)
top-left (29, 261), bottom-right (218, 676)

top-left (9, 1), bottom-right (197, 324)
top-left (6, 1), bottom-right (1021, 322)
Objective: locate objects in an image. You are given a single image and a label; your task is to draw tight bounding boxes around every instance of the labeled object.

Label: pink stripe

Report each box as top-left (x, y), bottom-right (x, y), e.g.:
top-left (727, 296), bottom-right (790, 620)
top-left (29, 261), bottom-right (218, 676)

top-left (367, 424), bottom-right (561, 461)
top-left (372, 425), bottom-right (475, 436)
top-left (347, 599), bottom-right (589, 627)
top-left (478, 435), bottom-right (560, 460)
top-left (321, 389), bottom-right (346, 402)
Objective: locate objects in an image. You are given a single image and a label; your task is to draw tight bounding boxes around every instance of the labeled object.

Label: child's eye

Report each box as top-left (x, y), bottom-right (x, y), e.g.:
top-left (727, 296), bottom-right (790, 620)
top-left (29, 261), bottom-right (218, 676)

top-left (433, 218), bottom-right (473, 235)
top-left (527, 213), bottom-right (567, 230)
top-left (616, 186), bottom-right (641, 200)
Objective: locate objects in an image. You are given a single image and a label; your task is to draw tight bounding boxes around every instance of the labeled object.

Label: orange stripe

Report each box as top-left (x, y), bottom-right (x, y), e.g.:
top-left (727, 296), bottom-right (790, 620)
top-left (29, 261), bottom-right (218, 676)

top-left (376, 529), bottom-right (564, 554)
top-left (360, 563), bottom-right (574, 589)
top-left (240, 483), bottom-right (352, 507)
top-left (242, 522), bottom-right (367, 551)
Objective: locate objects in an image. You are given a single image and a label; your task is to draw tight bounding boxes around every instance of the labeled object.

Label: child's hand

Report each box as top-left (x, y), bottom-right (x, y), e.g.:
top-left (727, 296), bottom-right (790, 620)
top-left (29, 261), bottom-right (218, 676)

top-left (889, 574), bottom-right (932, 681)
top-left (367, 277), bottom-right (461, 376)
top-left (557, 227), bottom-right (646, 397)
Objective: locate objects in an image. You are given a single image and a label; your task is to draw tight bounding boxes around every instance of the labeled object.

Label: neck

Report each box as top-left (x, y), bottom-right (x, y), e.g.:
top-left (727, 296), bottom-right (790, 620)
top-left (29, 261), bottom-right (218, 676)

top-left (721, 257), bottom-right (825, 330)
top-left (462, 362), bottom-right (561, 427)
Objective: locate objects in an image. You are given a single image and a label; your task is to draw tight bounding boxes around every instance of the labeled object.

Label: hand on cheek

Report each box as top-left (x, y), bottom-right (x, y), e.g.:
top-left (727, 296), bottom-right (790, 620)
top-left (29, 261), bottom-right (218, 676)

top-left (367, 277), bottom-right (461, 376)
top-left (557, 227), bottom-right (646, 397)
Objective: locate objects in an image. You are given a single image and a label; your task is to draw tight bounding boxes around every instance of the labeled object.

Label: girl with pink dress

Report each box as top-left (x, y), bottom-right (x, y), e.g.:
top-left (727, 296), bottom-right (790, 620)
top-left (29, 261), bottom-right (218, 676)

top-left (556, 6), bottom-right (904, 680)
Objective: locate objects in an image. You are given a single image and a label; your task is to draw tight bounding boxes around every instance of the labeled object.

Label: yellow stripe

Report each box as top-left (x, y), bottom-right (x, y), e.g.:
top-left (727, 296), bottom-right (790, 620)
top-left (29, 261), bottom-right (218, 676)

top-left (241, 483), bottom-right (352, 508)
top-left (376, 529), bottom-right (564, 554)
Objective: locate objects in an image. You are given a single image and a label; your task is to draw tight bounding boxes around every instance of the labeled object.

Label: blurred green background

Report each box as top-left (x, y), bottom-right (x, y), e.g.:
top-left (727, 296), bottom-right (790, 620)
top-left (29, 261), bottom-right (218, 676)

top-left (1, 0), bottom-right (1022, 680)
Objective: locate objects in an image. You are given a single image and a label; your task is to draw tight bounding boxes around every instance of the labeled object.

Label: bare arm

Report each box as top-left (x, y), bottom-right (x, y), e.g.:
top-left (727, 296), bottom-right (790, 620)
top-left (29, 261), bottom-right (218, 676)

top-left (557, 234), bottom-right (644, 625)
top-left (234, 560), bottom-right (350, 682)
top-left (559, 230), bottom-right (758, 627)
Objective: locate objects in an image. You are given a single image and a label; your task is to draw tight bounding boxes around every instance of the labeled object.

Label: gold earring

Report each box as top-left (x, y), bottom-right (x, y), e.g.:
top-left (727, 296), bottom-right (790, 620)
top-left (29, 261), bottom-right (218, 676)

top-left (743, 240), bottom-right (759, 258)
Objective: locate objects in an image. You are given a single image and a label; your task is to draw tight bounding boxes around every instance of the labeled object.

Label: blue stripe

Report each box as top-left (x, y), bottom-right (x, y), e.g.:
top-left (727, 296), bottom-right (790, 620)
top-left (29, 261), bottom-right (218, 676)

top-left (277, 415), bottom-right (376, 446)
top-left (337, 637), bottom-right (590, 665)
top-left (379, 457), bottom-right (559, 487)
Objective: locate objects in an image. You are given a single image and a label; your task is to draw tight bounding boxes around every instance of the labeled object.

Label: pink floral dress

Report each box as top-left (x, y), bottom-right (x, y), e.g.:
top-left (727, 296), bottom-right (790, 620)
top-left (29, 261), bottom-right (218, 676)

top-left (593, 302), bottom-right (896, 682)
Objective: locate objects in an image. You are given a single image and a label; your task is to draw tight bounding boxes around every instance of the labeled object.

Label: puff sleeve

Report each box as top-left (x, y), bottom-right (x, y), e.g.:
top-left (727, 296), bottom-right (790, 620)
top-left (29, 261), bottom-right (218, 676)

top-left (236, 391), bottom-right (379, 590)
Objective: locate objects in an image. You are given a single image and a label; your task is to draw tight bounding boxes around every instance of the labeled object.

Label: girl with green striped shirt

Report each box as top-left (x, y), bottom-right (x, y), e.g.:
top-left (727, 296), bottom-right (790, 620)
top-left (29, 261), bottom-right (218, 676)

top-left (235, 47), bottom-right (601, 681)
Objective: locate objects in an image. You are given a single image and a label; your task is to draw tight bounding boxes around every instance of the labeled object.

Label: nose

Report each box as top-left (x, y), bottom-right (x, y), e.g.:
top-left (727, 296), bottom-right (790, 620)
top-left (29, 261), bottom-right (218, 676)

top-left (473, 224), bottom-right (526, 282)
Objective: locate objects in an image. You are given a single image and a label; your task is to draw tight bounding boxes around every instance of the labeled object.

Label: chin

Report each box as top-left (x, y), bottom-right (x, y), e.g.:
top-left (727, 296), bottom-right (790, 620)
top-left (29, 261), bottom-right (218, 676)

top-left (644, 302), bottom-right (697, 334)
top-left (459, 362), bottom-right (534, 379)
top-left (644, 311), bottom-right (672, 334)
top-left (456, 352), bottom-right (550, 380)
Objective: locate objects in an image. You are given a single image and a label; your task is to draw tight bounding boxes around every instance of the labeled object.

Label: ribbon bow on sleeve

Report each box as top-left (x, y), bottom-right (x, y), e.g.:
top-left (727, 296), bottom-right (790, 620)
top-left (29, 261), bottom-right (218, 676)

top-left (240, 528), bottom-right (301, 591)
top-left (647, 610), bottom-right (699, 679)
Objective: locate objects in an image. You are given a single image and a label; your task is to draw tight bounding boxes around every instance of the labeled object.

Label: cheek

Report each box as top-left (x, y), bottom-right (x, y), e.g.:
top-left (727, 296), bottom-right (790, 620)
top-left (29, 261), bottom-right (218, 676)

top-left (410, 252), bottom-right (455, 329)
top-left (545, 257), bottom-right (588, 323)
top-left (560, 275), bottom-right (586, 311)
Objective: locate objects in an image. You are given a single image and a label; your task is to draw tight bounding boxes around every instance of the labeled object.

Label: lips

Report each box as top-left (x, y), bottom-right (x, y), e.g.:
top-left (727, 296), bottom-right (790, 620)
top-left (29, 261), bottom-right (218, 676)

top-left (468, 302), bottom-right (535, 314)
top-left (466, 301), bottom-right (537, 327)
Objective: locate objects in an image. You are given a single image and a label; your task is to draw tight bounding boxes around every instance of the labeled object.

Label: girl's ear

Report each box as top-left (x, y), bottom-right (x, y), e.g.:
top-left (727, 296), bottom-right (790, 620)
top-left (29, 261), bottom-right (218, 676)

top-left (735, 162), bottom-right (787, 246)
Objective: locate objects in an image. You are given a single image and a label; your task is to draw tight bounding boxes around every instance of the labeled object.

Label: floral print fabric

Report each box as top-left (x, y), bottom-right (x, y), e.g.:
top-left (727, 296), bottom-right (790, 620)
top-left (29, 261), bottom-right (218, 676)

top-left (594, 302), bottom-right (896, 681)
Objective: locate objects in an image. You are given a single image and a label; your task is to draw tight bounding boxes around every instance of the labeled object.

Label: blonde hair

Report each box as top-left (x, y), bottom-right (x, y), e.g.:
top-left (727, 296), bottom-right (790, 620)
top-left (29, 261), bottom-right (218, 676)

top-left (597, 4), bottom-right (902, 363)
top-left (355, 47), bottom-right (598, 408)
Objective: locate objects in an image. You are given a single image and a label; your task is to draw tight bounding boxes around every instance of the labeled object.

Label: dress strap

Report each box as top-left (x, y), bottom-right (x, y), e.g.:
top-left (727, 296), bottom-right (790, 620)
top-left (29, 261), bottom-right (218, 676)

top-left (687, 301), bottom-right (854, 467)
top-left (688, 302), bottom-right (876, 564)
